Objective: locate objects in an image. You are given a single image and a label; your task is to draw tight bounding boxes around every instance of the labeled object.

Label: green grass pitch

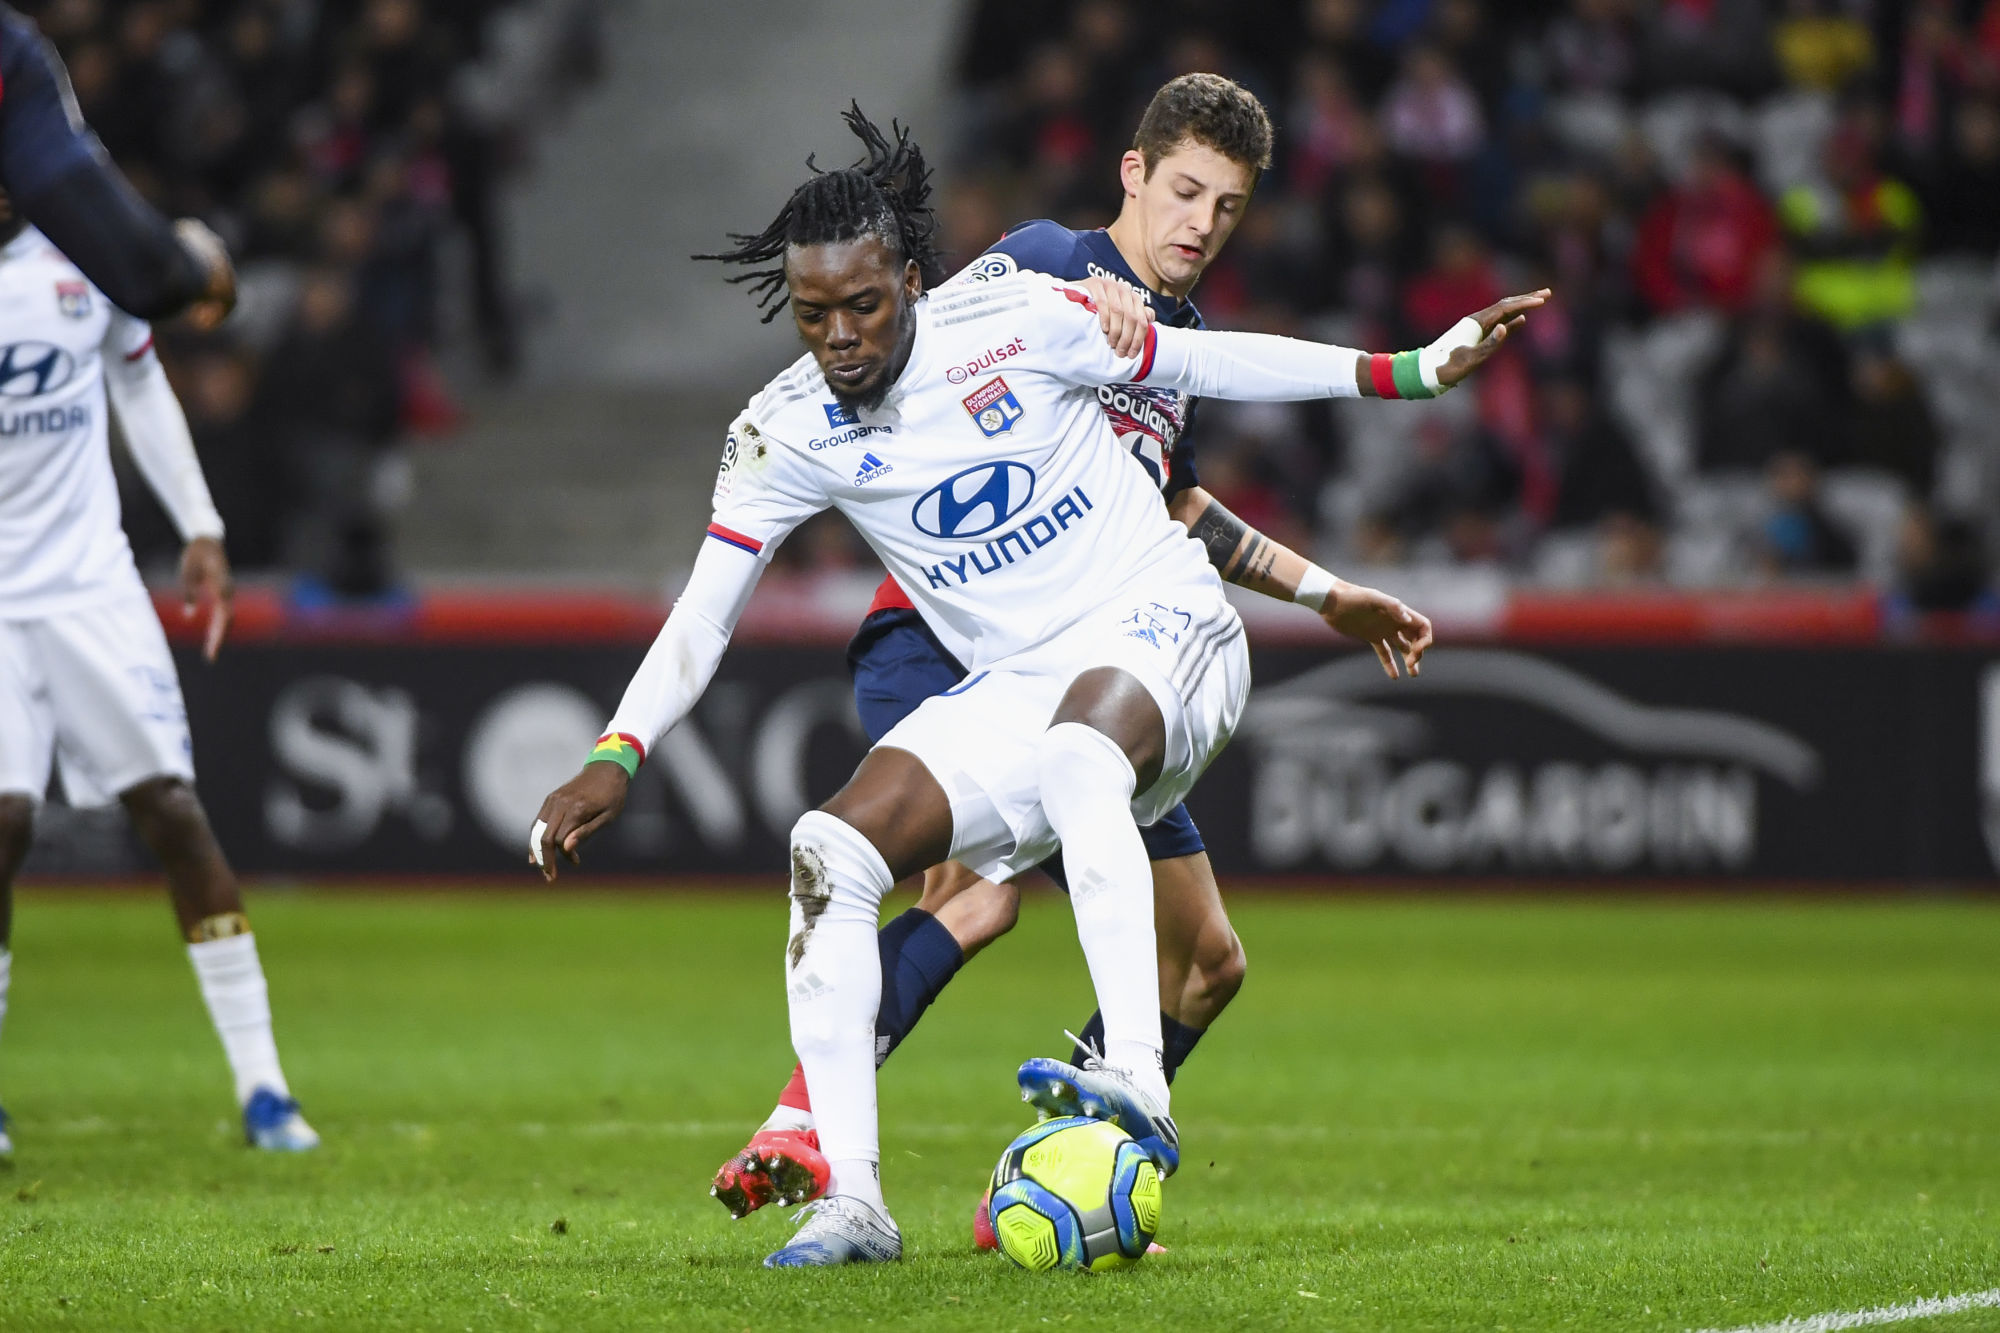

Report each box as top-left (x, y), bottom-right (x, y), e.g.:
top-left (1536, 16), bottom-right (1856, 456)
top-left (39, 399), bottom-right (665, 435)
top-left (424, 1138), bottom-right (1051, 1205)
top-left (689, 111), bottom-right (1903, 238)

top-left (0, 888), bottom-right (1995, 1332)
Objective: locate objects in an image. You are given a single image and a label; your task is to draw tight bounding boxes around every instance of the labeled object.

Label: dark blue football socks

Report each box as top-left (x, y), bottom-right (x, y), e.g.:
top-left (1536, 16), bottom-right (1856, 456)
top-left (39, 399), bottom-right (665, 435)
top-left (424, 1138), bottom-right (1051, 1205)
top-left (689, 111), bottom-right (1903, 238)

top-left (873, 908), bottom-right (965, 1065)
top-left (1069, 1009), bottom-right (1206, 1084)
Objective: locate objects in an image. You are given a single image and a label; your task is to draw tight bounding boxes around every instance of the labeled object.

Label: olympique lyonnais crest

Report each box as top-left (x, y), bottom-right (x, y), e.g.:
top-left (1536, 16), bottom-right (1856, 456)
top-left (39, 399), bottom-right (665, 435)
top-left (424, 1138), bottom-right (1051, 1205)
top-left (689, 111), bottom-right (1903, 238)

top-left (56, 280), bottom-right (91, 319)
top-left (962, 376), bottom-right (1024, 437)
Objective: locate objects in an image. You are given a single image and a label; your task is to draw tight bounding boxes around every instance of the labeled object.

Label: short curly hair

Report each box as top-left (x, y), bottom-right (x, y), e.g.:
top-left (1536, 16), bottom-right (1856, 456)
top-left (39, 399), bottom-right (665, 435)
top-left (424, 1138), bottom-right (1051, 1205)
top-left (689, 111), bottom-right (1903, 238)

top-left (1132, 73), bottom-right (1273, 177)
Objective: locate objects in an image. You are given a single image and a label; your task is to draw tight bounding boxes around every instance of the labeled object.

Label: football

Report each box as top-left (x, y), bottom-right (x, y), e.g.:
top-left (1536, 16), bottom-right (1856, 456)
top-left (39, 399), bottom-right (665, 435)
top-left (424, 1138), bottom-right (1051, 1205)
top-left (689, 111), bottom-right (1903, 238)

top-left (988, 1115), bottom-right (1162, 1272)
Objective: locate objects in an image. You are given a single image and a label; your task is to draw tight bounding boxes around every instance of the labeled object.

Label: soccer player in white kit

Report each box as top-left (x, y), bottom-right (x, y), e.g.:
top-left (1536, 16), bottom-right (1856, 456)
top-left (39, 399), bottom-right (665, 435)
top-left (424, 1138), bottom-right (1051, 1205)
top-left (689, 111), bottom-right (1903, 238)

top-left (529, 110), bottom-right (1540, 1266)
top-left (0, 201), bottom-right (316, 1157)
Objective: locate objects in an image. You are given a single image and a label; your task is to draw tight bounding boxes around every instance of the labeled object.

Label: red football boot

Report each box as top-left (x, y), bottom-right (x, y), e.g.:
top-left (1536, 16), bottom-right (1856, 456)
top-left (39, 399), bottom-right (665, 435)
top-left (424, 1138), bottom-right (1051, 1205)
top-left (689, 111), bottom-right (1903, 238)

top-left (973, 1187), bottom-right (998, 1250)
top-left (709, 1128), bottom-right (829, 1219)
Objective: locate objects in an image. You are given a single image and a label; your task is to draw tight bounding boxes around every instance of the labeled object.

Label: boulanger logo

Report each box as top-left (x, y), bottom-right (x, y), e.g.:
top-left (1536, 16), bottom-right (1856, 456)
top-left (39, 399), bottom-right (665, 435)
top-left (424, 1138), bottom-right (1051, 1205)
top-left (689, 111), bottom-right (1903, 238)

top-left (0, 342), bottom-right (76, 397)
top-left (912, 460), bottom-right (1036, 539)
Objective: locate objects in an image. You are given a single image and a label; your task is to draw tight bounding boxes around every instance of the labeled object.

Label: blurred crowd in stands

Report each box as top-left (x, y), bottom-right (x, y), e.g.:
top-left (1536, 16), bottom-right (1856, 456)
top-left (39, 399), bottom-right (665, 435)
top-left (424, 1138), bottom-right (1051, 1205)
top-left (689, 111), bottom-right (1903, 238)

top-left (913, 0), bottom-right (2000, 610)
top-left (21, 0), bottom-right (600, 594)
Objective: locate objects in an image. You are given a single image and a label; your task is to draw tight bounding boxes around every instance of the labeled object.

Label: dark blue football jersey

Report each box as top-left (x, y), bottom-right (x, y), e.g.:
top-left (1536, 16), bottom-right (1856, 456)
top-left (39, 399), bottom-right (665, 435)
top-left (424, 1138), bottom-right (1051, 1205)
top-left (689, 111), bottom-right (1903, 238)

top-left (0, 4), bottom-right (107, 199)
top-left (949, 219), bottom-right (1204, 500)
top-left (0, 4), bottom-right (208, 318)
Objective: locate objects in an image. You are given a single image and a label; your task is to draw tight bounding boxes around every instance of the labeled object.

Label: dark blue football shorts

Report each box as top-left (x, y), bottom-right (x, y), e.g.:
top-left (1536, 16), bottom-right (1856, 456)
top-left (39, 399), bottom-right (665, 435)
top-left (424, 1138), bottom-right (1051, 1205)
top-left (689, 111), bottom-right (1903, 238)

top-left (847, 607), bottom-right (1206, 878)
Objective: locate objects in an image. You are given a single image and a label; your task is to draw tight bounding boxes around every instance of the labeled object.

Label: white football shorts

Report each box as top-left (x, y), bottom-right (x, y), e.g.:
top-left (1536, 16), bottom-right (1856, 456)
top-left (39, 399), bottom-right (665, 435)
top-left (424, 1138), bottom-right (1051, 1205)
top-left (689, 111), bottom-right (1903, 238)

top-left (876, 576), bottom-right (1249, 883)
top-left (0, 590), bottom-right (195, 806)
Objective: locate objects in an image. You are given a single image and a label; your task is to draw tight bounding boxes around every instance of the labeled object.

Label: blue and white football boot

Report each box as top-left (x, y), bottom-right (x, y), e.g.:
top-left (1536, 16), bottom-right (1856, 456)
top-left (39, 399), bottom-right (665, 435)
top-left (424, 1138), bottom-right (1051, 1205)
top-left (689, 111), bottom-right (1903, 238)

top-left (762, 1195), bottom-right (902, 1268)
top-left (243, 1087), bottom-right (320, 1152)
top-left (0, 1102), bottom-right (13, 1161)
top-left (1017, 1034), bottom-right (1180, 1177)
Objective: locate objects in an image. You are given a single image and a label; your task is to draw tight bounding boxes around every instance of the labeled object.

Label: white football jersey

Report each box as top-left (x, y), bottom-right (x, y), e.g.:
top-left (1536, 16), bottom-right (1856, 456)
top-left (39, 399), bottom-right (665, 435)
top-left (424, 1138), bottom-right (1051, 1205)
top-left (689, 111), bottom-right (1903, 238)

top-left (710, 273), bottom-right (1218, 671)
top-left (0, 227), bottom-right (154, 615)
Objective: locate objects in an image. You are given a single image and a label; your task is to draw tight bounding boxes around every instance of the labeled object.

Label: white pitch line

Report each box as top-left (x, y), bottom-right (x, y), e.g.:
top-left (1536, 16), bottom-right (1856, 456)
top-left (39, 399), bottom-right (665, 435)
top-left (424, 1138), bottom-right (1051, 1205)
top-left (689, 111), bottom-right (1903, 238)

top-left (1692, 1288), bottom-right (2000, 1333)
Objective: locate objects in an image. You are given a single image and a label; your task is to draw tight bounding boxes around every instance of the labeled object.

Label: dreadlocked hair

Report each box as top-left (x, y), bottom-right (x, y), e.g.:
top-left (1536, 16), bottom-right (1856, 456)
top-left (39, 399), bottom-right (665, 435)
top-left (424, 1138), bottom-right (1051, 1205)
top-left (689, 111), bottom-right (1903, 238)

top-left (696, 102), bottom-right (944, 322)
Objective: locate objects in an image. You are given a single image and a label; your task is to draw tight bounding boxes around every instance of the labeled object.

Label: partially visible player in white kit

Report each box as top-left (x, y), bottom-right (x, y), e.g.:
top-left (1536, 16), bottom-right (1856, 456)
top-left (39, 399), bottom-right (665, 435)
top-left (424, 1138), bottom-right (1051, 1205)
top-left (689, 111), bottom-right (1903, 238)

top-left (529, 107), bottom-right (1544, 1267)
top-left (0, 195), bottom-right (316, 1157)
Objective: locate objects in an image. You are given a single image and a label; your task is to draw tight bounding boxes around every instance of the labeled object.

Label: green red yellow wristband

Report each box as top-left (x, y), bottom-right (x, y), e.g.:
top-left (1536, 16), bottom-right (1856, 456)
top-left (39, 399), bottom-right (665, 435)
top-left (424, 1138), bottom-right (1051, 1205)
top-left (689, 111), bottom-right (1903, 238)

top-left (1368, 350), bottom-right (1438, 400)
top-left (587, 732), bottom-right (644, 778)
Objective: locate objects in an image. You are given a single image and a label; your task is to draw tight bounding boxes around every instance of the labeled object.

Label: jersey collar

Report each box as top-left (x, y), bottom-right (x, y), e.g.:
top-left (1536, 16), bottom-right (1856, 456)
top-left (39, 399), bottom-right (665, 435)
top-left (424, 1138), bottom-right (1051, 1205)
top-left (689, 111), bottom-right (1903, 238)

top-left (1078, 229), bottom-right (1198, 326)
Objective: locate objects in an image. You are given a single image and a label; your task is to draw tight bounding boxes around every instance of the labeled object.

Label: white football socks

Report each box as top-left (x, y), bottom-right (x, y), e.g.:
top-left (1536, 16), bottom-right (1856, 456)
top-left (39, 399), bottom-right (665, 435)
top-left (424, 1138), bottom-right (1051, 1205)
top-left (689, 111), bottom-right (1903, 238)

top-left (1038, 722), bottom-right (1170, 1109)
top-left (784, 810), bottom-right (891, 1212)
top-left (758, 1104), bottom-right (814, 1135)
top-left (187, 933), bottom-right (290, 1105)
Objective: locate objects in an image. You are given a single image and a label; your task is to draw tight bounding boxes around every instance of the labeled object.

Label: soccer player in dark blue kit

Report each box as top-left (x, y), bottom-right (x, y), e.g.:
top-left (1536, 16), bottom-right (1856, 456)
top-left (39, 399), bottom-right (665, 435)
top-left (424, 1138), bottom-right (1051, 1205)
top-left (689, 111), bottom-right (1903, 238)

top-left (0, 3), bottom-right (234, 324)
top-left (707, 75), bottom-right (1540, 1241)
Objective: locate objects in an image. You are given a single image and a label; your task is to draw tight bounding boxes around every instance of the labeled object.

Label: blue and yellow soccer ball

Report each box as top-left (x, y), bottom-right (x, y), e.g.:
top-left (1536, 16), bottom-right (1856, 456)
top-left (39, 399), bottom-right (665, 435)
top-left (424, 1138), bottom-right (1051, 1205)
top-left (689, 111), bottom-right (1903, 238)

top-left (988, 1116), bottom-right (1163, 1272)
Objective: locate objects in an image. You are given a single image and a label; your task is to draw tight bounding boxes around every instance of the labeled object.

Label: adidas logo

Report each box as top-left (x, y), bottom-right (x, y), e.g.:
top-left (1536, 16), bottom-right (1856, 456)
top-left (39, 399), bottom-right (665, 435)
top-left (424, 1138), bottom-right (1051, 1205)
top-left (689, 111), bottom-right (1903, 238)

top-left (853, 452), bottom-right (894, 486)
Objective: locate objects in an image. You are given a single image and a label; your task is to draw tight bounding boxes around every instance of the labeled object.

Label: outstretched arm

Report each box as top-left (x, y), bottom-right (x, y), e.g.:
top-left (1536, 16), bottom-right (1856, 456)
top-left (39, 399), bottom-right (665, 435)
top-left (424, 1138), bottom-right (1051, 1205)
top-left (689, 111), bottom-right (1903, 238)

top-left (1139, 289), bottom-right (1550, 401)
top-left (1169, 486), bottom-right (1432, 678)
top-left (1043, 278), bottom-right (1551, 401)
top-left (0, 24), bottom-right (232, 322)
top-left (530, 537), bottom-right (765, 879)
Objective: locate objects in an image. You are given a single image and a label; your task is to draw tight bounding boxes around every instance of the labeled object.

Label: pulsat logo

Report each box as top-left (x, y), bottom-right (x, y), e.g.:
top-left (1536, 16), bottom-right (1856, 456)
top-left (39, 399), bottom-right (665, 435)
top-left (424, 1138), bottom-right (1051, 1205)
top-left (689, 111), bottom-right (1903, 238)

top-left (912, 461), bottom-right (1036, 539)
top-left (0, 342), bottom-right (75, 398)
top-left (945, 337), bottom-right (1027, 385)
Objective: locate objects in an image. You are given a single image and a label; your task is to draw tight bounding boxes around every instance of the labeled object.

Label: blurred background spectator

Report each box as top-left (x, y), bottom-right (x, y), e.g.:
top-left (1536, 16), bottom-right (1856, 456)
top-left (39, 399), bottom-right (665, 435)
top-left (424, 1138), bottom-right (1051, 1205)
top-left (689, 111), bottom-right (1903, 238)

top-left (30, 0), bottom-right (604, 595)
top-left (943, 0), bottom-right (2000, 603)
top-left (26, 0), bottom-right (2000, 612)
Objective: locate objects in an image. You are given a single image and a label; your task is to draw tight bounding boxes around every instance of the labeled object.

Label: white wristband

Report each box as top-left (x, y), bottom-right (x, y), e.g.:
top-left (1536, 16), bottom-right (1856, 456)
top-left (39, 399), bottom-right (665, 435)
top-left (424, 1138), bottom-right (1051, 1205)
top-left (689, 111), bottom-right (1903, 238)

top-left (1294, 563), bottom-right (1337, 613)
top-left (1418, 315), bottom-right (1484, 393)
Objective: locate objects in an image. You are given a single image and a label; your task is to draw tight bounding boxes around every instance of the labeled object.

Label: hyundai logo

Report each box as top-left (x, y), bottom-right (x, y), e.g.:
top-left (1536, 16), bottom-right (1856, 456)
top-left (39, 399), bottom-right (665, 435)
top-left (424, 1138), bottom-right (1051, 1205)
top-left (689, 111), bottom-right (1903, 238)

top-left (0, 342), bottom-right (75, 398)
top-left (912, 461), bottom-right (1037, 540)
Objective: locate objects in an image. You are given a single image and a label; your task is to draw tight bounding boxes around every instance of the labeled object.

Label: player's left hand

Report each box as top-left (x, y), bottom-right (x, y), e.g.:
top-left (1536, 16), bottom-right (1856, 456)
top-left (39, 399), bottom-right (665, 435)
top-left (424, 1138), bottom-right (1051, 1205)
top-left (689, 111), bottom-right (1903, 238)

top-left (1075, 274), bottom-right (1155, 360)
top-left (1323, 578), bottom-right (1432, 678)
top-left (179, 535), bottom-right (233, 661)
top-left (174, 219), bottom-right (237, 332)
top-left (1435, 289), bottom-right (1552, 389)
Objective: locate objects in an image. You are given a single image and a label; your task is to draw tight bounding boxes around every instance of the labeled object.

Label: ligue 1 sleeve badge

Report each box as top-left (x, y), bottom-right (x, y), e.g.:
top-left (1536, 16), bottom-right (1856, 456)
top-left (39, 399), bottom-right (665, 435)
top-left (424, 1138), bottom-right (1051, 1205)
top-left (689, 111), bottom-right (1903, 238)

top-left (56, 280), bottom-right (92, 319)
top-left (963, 376), bottom-right (1024, 437)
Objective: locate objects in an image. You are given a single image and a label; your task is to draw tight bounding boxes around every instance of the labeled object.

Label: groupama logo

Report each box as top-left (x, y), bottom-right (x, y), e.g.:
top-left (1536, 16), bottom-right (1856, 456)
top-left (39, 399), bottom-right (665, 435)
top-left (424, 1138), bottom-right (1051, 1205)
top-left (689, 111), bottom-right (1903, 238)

top-left (0, 342), bottom-right (75, 398)
top-left (912, 461), bottom-right (1036, 540)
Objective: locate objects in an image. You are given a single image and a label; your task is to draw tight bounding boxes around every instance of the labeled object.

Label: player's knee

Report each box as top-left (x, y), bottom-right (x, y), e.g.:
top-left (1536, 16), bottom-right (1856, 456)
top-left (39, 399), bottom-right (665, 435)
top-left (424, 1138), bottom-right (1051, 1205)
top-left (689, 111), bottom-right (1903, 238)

top-left (1191, 925), bottom-right (1247, 1011)
top-left (789, 810), bottom-right (891, 930)
top-left (1037, 721), bottom-right (1137, 804)
top-left (932, 874), bottom-right (1019, 954)
top-left (0, 793), bottom-right (36, 867)
top-left (121, 774), bottom-right (205, 840)
top-left (974, 877), bottom-right (1021, 939)
top-left (914, 860), bottom-right (982, 915)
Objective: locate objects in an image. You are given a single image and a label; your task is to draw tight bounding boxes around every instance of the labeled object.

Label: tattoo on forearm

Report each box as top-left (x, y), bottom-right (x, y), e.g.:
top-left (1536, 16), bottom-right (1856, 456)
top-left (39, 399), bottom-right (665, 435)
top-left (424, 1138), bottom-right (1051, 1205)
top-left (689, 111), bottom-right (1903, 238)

top-left (1234, 535), bottom-right (1278, 585)
top-left (1190, 501), bottom-right (1248, 572)
top-left (1224, 532), bottom-right (1272, 584)
top-left (1191, 498), bottom-right (1282, 586)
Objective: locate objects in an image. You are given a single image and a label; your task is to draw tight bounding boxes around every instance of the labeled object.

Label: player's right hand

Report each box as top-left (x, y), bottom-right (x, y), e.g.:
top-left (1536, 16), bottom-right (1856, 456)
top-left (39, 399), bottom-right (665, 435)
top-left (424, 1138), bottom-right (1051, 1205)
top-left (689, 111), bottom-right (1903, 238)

top-left (1074, 274), bottom-right (1154, 360)
top-left (1322, 579), bottom-right (1433, 679)
top-left (179, 535), bottom-right (234, 662)
top-left (529, 763), bottom-right (629, 882)
top-left (174, 219), bottom-right (237, 331)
